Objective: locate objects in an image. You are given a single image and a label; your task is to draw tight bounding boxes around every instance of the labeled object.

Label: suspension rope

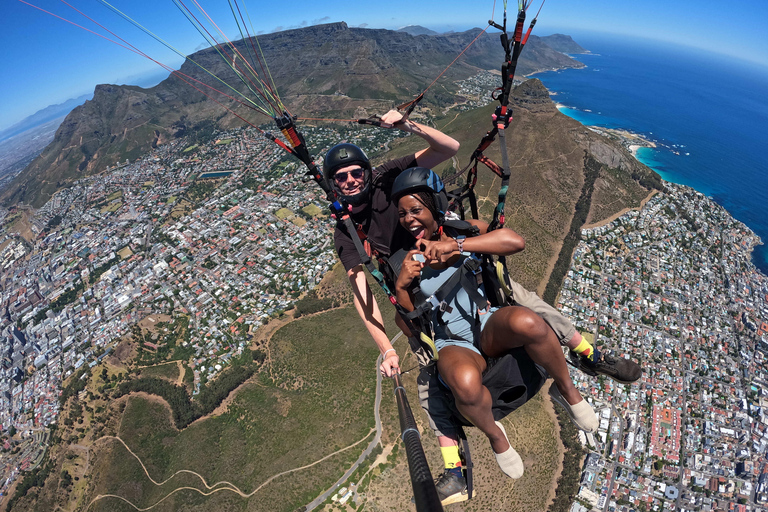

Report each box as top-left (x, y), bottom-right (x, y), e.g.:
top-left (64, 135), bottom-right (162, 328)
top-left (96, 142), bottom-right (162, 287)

top-left (229, 0), bottom-right (282, 111)
top-left (94, 0), bottom-right (277, 116)
top-left (171, 0), bottom-right (282, 116)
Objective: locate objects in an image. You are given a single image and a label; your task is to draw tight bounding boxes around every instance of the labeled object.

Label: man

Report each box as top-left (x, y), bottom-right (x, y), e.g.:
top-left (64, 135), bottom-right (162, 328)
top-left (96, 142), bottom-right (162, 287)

top-left (326, 110), bottom-right (641, 505)
top-left (328, 109), bottom-right (459, 373)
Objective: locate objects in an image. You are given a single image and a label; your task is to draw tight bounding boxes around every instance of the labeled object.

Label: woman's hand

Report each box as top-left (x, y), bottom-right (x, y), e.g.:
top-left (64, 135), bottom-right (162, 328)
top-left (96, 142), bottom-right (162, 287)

top-left (379, 351), bottom-right (400, 377)
top-left (395, 249), bottom-right (424, 291)
top-left (416, 238), bottom-right (458, 264)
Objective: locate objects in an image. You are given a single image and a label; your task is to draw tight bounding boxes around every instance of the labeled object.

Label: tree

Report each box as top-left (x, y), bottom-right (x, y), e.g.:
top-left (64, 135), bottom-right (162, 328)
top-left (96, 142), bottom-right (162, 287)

top-left (61, 469), bottom-right (73, 488)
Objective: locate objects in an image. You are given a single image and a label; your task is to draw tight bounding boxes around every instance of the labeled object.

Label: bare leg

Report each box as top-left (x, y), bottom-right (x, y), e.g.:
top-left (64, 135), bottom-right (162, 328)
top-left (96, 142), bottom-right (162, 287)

top-left (565, 331), bottom-right (582, 350)
top-left (438, 435), bottom-right (459, 447)
top-left (436, 346), bottom-right (509, 454)
top-left (480, 306), bottom-right (582, 406)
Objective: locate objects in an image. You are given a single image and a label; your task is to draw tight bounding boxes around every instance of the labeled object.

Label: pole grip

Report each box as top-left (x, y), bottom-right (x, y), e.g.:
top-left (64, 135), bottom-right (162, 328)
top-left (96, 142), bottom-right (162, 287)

top-left (392, 373), bottom-right (444, 512)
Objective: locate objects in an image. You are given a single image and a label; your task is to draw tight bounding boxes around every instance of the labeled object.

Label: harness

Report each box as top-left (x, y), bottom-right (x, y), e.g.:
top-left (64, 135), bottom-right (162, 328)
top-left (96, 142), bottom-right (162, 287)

top-left (377, 219), bottom-right (518, 364)
top-left (444, 3), bottom-right (542, 231)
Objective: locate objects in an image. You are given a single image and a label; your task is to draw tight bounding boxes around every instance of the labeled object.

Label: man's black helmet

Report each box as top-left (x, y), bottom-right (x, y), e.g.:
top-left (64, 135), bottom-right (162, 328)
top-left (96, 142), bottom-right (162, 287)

top-left (323, 143), bottom-right (372, 206)
top-left (391, 167), bottom-right (448, 220)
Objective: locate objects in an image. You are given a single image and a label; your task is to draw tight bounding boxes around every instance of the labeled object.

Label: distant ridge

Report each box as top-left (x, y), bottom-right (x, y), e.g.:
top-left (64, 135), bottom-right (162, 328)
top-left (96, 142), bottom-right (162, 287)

top-left (0, 94), bottom-right (91, 143)
top-left (3, 22), bottom-right (586, 208)
top-left (397, 25), bottom-right (440, 36)
top-left (540, 34), bottom-right (589, 54)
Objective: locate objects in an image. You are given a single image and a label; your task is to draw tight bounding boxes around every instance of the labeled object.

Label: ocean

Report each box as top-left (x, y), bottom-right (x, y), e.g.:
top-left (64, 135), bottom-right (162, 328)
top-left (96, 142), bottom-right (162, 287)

top-left (533, 32), bottom-right (768, 276)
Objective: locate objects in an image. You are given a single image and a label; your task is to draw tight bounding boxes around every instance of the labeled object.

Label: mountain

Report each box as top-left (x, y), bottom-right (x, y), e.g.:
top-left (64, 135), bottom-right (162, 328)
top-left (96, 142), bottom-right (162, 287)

top-left (540, 34), bottom-right (590, 54)
top-left (2, 22), bottom-right (586, 209)
top-left (397, 25), bottom-right (440, 36)
top-left (0, 94), bottom-right (91, 143)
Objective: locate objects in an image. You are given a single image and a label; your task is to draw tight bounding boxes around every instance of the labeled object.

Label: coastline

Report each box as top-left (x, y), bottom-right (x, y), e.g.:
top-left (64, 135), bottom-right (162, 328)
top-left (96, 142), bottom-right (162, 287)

top-left (536, 44), bottom-right (768, 277)
top-left (523, 55), bottom-right (591, 79)
top-left (550, 101), bottom-right (766, 276)
top-left (554, 103), bottom-right (657, 156)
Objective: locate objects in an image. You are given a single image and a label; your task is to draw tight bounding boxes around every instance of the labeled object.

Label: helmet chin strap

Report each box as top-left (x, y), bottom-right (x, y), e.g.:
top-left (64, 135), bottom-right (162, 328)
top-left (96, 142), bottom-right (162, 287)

top-left (342, 189), bottom-right (371, 206)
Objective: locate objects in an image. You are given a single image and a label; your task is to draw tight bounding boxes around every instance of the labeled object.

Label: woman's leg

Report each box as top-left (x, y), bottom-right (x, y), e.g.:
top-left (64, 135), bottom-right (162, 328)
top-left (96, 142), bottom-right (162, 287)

top-left (479, 306), bottom-right (582, 406)
top-left (436, 345), bottom-right (509, 454)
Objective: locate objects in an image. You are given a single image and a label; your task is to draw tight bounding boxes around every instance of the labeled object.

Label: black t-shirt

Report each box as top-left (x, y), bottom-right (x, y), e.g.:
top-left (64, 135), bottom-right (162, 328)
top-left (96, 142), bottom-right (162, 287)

top-left (334, 154), bottom-right (418, 271)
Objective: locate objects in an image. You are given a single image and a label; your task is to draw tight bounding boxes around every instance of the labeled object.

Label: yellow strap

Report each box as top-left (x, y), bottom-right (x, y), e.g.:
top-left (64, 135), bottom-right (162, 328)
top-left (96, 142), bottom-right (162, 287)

top-left (419, 332), bottom-right (439, 361)
top-left (495, 261), bottom-right (512, 297)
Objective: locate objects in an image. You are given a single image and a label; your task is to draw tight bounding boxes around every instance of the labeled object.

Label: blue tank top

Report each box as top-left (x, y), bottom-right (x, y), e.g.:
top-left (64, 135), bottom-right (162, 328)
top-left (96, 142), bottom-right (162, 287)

top-left (417, 254), bottom-right (496, 343)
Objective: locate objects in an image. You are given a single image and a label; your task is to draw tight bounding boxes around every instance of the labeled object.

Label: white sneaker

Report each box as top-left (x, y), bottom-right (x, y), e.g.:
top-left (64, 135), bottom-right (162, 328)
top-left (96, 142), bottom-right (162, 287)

top-left (549, 384), bottom-right (598, 433)
top-left (493, 421), bottom-right (524, 479)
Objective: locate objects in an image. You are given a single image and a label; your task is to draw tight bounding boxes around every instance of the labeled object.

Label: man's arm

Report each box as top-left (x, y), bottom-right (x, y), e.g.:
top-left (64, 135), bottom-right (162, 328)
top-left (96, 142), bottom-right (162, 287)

top-left (348, 264), bottom-right (400, 376)
top-left (379, 110), bottom-right (459, 170)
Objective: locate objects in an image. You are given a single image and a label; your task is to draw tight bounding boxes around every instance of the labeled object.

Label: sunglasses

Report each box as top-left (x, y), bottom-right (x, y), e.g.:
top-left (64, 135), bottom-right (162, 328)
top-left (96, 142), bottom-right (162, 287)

top-left (333, 168), bottom-right (365, 183)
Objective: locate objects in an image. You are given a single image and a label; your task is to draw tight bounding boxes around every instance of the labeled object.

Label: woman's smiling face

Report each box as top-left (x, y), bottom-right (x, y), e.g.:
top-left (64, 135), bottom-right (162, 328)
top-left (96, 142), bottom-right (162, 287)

top-left (398, 194), bottom-right (438, 240)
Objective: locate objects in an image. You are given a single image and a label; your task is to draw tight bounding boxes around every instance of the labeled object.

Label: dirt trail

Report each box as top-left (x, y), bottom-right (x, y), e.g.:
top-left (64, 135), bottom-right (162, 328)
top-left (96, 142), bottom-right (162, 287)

top-left (84, 430), bottom-right (375, 511)
top-left (175, 360), bottom-right (184, 386)
top-left (583, 189), bottom-right (658, 230)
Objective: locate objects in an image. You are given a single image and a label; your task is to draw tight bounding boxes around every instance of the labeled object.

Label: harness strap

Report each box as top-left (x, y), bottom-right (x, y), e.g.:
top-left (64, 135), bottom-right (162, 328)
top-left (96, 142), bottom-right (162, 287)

top-left (340, 215), bottom-right (396, 302)
top-left (405, 255), bottom-right (489, 340)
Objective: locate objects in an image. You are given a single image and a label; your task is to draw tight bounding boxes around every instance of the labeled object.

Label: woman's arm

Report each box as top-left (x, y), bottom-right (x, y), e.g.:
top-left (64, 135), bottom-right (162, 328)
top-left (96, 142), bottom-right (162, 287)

top-left (462, 219), bottom-right (525, 255)
top-left (416, 219), bottom-right (525, 262)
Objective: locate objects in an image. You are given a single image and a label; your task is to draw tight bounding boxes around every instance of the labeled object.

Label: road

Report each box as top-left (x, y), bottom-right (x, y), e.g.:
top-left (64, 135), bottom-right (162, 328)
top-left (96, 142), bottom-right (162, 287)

top-left (305, 333), bottom-right (400, 510)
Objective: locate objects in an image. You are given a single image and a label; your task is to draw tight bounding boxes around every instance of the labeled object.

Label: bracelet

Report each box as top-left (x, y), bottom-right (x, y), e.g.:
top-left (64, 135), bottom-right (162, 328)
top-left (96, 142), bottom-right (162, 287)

top-left (383, 348), bottom-right (396, 359)
top-left (454, 236), bottom-right (465, 253)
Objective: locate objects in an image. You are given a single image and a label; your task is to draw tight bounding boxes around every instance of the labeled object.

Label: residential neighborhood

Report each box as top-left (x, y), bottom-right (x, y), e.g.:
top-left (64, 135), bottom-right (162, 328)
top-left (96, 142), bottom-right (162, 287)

top-left (0, 122), bottom-right (407, 496)
top-left (559, 185), bottom-right (768, 512)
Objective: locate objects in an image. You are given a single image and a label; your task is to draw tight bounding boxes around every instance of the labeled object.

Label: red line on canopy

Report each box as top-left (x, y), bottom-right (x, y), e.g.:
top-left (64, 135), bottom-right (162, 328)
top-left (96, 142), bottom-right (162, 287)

top-left (17, 0), bottom-right (296, 155)
top-left (175, 0), bottom-right (282, 114)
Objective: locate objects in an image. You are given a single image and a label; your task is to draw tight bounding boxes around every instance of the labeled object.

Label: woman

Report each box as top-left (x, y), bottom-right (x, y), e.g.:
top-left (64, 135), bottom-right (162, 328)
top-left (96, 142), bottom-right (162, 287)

top-left (391, 167), bottom-right (598, 479)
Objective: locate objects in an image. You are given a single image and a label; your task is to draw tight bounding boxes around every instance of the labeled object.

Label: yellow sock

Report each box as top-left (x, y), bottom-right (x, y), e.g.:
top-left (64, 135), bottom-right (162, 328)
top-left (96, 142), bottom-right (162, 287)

top-left (441, 445), bottom-right (462, 470)
top-left (572, 335), bottom-right (596, 362)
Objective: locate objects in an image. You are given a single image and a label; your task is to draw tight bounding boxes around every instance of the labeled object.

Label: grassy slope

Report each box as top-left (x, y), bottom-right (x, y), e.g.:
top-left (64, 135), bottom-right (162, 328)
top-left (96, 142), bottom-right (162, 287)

top-left (80, 279), bottom-right (406, 512)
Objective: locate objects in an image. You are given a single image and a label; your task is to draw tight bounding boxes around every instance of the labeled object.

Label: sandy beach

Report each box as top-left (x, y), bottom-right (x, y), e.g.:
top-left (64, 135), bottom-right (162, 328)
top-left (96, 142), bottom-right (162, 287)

top-left (588, 126), bottom-right (656, 155)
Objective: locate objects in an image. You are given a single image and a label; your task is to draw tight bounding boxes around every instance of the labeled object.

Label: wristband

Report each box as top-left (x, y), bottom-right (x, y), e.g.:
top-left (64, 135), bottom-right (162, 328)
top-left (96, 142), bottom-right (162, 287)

top-left (383, 348), bottom-right (396, 359)
top-left (455, 235), bottom-right (466, 253)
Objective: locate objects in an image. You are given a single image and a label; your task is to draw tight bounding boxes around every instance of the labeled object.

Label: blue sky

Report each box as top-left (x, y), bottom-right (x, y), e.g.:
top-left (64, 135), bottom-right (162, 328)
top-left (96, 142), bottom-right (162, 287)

top-left (2, 0), bottom-right (767, 131)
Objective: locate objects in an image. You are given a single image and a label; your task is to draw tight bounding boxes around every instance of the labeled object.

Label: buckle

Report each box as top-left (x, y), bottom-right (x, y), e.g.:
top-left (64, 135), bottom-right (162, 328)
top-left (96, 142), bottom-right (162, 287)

top-left (463, 257), bottom-right (482, 274)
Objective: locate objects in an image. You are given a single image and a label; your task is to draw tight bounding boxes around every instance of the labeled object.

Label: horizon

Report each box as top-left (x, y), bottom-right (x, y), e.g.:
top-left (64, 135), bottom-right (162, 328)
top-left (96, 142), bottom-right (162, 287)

top-left (2, 0), bottom-right (767, 132)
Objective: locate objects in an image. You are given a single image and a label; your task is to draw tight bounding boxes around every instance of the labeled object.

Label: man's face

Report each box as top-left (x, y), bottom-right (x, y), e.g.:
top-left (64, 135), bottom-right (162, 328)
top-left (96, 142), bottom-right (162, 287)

top-left (333, 164), bottom-right (366, 196)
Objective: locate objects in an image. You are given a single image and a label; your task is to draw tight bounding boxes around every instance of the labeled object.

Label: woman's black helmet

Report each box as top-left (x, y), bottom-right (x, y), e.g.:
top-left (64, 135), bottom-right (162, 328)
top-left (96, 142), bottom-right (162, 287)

top-left (323, 143), bottom-right (372, 206)
top-left (391, 167), bottom-right (448, 220)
